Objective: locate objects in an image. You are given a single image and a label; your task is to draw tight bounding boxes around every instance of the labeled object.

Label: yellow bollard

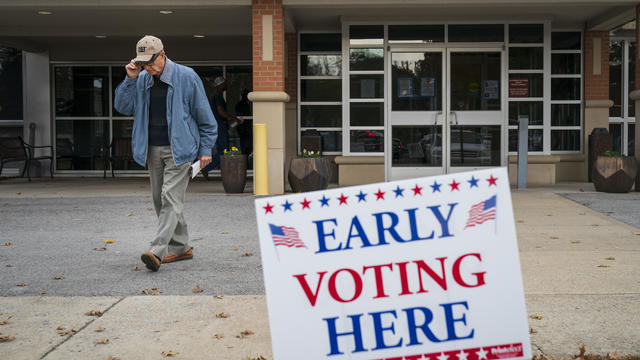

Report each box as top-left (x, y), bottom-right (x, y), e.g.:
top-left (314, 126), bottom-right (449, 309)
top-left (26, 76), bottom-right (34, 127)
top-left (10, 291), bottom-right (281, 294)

top-left (253, 123), bottom-right (269, 195)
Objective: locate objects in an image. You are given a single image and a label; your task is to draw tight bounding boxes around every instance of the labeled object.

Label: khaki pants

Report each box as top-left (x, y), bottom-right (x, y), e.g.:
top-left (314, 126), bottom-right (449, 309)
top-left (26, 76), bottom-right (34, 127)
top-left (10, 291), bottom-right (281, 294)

top-left (147, 145), bottom-right (191, 260)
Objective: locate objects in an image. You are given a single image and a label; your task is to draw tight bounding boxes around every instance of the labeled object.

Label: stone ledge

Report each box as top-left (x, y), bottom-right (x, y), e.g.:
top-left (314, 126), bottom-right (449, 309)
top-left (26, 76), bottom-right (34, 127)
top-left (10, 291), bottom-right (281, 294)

top-left (248, 91), bottom-right (290, 102)
top-left (334, 156), bottom-right (384, 165)
top-left (585, 99), bottom-right (614, 108)
top-left (508, 155), bottom-right (561, 164)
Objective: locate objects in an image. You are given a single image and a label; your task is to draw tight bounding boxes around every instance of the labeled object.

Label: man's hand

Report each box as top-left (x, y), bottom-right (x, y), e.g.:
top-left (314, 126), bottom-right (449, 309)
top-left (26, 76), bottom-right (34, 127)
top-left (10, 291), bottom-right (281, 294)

top-left (126, 60), bottom-right (142, 79)
top-left (198, 155), bottom-right (212, 169)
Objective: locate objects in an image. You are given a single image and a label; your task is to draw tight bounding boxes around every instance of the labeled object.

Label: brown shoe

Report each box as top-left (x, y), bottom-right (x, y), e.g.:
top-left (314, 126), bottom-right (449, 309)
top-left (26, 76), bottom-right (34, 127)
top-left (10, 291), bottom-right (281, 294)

top-left (141, 251), bottom-right (161, 272)
top-left (162, 246), bottom-right (193, 263)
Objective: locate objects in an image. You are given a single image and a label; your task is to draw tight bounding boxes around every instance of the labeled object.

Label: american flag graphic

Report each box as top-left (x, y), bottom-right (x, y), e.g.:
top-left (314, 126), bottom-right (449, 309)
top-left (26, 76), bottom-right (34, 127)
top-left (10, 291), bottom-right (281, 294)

top-left (465, 195), bottom-right (497, 229)
top-left (269, 224), bottom-right (306, 248)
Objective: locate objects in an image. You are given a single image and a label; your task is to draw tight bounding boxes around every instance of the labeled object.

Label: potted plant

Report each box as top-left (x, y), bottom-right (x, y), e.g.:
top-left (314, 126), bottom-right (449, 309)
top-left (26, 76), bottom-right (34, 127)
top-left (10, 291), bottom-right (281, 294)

top-left (592, 151), bottom-right (638, 193)
top-left (288, 149), bottom-right (331, 193)
top-left (220, 146), bottom-right (247, 193)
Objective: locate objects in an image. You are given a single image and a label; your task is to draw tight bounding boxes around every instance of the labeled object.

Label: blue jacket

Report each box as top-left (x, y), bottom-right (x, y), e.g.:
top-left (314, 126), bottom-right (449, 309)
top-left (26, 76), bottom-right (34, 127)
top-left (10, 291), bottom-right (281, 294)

top-left (114, 58), bottom-right (218, 166)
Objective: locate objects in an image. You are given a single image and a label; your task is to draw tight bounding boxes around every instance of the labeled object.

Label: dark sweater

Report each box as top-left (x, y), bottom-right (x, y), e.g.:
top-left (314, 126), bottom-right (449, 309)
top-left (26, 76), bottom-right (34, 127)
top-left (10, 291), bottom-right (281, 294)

top-left (148, 76), bottom-right (170, 146)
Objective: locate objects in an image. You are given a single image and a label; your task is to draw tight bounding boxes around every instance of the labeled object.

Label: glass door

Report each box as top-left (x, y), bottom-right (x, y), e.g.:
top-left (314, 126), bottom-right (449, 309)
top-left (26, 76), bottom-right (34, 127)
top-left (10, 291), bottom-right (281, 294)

top-left (387, 49), bottom-right (446, 180)
top-left (446, 49), bottom-right (505, 173)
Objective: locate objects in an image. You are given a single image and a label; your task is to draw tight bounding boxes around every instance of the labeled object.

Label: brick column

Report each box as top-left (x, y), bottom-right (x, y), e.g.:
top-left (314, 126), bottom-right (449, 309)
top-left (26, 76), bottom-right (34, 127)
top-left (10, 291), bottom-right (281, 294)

top-left (285, 33), bottom-right (297, 103)
top-left (584, 30), bottom-right (613, 181)
top-left (631, 4), bottom-right (640, 190)
top-left (249, 0), bottom-right (290, 194)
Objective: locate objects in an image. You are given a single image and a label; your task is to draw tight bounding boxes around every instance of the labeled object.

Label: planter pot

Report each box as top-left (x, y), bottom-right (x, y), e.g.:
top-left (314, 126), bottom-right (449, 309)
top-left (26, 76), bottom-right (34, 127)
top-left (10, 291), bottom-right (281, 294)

top-left (592, 156), bottom-right (638, 193)
top-left (220, 154), bottom-right (247, 193)
top-left (288, 157), bottom-right (331, 193)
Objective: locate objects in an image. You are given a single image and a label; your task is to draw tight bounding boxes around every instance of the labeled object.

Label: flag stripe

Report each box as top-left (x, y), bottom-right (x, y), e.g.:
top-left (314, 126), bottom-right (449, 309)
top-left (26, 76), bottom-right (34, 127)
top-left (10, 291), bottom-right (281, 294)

top-left (465, 197), bottom-right (497, 229)
top-left (270, 224), bottom-right (306, 249)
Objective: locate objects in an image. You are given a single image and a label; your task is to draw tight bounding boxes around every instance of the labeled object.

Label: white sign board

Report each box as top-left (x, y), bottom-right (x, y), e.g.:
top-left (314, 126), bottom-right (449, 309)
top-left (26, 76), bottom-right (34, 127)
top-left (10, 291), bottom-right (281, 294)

top-left (255, 168), bottom-right (531, 360)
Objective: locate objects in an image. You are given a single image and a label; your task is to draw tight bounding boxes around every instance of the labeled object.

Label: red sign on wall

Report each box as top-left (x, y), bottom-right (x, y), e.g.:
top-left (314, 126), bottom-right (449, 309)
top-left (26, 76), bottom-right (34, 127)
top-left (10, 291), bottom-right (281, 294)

top-left (509, 78), bottom-right (529, 98)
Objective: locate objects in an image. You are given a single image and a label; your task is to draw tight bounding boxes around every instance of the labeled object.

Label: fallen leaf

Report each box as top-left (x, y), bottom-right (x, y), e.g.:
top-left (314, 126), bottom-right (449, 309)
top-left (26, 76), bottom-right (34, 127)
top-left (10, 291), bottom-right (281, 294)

top-left (546, 214), bottom-right (553, 216)
top-left (605, 257), bottom-right (615, 260)
top-left (16, 283), bottom-right (27, 287)
top-left (104, 239), bottom-right (115, 244)
top-left (39, 290), bottom-right (46, 295)
top-left (0, 335), bottom-right (16, 342)
top-left (606, 211), bottom-right (614, 214)
top-left (107, 356), bottom-right (120, 360)
top-left (550, 236), bottom-right (559, 239)
top-left (241, 252), bottom-right (253, 257)
top-left (214, 295), bottom-right (223, 299)
top-left (591, 224), bottom-right (600, 227)
top-left (95, 338), bottom-right (110, 344)
top-left (213, 333), bottom-right (224, 339)
top-left (132, 266), bottom-right (142, 271)
top-left (162, 350), bottom-right (179, 357)
top-left (0, 316), bottom-right (12, 325)
top-left (6, 264), bottom-right (12, 267)
top-left (222, 232), bottom-right (229, 234)
top-left (613, 245), bottom-right (620, 249)
top-left (3, 242), bottom-right (12, 246)
top-left (571, 240), bottom-right (581, 244)
top-left (529, 313), bottom-right (544, 320)
top-left (141, 289), bottom-right (149, 295)
top-left (16, 192), bottom-right (21, 195)
top-left (633, 232), bottom-right (640, 236)
top-left (151, 288), bottom-right (158, 291)
top-left (231, 247), bottom-right (238, 251)
top-left (529, 327), bottom-right (538, 334)
top-left (58, 328), bottom-right (76, 336)
top-left (54, 275), bottom-right (64, 280)
top-left (95, 327), bottom-right (106, 332)
top-left (126, 213), bottom-right (133, 217)
top-left (86, 310), bottom-right (103, 317)
top-left (216, 312), bottom-right (229, 318)
top-left (597, 264), bottom-right (610, 268)
top-left (151, 291), bottom-right (162, 295)
top-left (516, 220), bottom-right (524, 223)
top-left (579, 188), bottom-right (584, 192)
top-left (93, 247), bottom-right (107, 251)
top-left (192, 285), bottom-right (204, 293)
top-left (56, 325), bottom-right (64, 330)
top-left (578, 212), bottom-right (585, 216)
top-left (147, 208), bottom-right (153, 211)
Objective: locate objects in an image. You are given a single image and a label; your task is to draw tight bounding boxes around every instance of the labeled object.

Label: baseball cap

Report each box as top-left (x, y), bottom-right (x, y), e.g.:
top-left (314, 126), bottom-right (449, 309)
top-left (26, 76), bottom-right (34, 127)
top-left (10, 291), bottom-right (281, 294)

top-left (134, 35), bottom-right (163, 64)
top-left (213, 76), bottom-right (226, 87)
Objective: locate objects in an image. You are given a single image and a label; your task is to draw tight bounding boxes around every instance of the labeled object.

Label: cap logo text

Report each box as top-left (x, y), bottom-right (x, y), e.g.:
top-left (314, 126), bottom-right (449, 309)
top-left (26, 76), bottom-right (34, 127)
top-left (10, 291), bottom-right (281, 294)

top-left (138, 46), bottom-right (146, 52)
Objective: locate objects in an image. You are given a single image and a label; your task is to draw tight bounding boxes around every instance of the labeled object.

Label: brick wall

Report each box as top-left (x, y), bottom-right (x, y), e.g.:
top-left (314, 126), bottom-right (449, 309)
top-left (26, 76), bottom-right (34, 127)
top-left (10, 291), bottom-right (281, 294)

top-left (285, 33), bottom-right (297, 102)
top-left (584, 30), bottom-right (610, 100)
top-left (252, 0), bottom-right (285, 92)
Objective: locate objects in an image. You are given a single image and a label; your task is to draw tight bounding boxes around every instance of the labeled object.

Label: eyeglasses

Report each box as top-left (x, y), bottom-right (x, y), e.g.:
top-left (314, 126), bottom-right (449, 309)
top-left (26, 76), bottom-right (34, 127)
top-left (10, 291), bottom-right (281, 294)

top-left (136, 52), bottom-right (161, 66)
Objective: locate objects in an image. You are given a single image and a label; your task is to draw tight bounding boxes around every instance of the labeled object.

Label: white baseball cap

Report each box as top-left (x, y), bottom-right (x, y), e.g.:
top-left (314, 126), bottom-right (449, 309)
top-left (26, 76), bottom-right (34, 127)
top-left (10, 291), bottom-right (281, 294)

top-left (134, 35), bottom-right (164, 64)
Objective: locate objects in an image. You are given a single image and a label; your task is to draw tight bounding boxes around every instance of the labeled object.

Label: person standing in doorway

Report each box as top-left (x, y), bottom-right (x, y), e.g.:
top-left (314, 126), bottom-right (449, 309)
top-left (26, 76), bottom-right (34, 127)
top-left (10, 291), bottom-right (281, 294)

top-left (202, 76), bottom-right (243, 176)
top-left (235, 88), bottom-right (253, 164)
top-left (114, 35), bottom-right (217, 272)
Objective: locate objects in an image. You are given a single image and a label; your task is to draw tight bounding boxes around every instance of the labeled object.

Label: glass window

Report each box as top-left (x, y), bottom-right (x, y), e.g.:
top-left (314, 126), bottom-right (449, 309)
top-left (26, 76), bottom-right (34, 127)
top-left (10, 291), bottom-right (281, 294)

top-left (319, 131), bottom-right (342, 152)
top-left (111, 66), bottom-right (129, 117)
top-left (0, 47), bottom-right (22, 120)
top-left (391, 52), bottom-right (442, 111)
top-left (609, 123), bottom-right (622, 154)
top-left (551, 78), bottom-right (581, 100)
top-left (388, 25), bottom-right (444, 43)
top-left (448, 24), bottom-right (504, 43)
top-left (509, 102), bottom-right (543, 126)
top-left (56, 120), bottom-right (109, 170)
top-left (629, 42), bottom-right (636, 118)
top-left (192, 66), bottom-right (224, 102)
top-left (509, 47), bottom-right (543, 70)
top-left (350, 74), bottom-right (383, 99)
top-left (225, 65), bottom-right (252, 117)
top-left (509, 24), bottom-right (544, 44)
top-left (300, 33), bottom-right (341, 52)
top-left (300, 79), bottom-right (341, 101)
top-left (449, 126), bottom-right (501, 166)
top-left (111, 120), bottom-right (144, 171)
top-left (392, 126), bottom-right (443, 166)
top-left (350, 102), bottom-right (384, 127)
top-left (551, 130), bottom-right (580, 151)
top-left (301, 105), bottom-right (341, 128)
top-left (509, 74), bottom-right (543, 98)
top-left (450, 52), bottom-right (501, 111)
top-left (55, 66), bottom-right (109, 117)
top-left (552, 53), bottom-right (581, 74)
top-left (349, 25), bottom-right (383, 45)
top-left (300, 55), bottom-right (341, 76)
top-left (609, 41), bottom-right (623, 117)
top-left (629, 124), bottom-right (635, 156)
top-left (349, 48), bottom-right (384, 71)
top-left (508, 129), bottom-right (544, 152)
top-left (552, 32), bottom-right (581, 50)
top-left (350, 130), bottom-right (383, 153)
top-left (551, 104), bottom-right (581, 126)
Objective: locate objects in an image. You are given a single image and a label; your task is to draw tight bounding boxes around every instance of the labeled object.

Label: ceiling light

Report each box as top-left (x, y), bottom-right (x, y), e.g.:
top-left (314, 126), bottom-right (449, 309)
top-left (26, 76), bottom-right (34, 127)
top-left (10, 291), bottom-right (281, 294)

top-left (95, 35), bottom-right (107, 39)
top-left (159, 10), bottom-right (173, 15)
top-left (37, 11), bottom-right (52, 15)
top-left (193, 34), bottom-right (205, 38)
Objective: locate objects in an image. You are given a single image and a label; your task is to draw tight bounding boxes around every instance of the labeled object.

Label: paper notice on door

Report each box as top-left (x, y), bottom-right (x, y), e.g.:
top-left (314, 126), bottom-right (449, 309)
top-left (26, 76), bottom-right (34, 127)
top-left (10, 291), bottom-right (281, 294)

top-left (190, 160), bottom-right (201, 179)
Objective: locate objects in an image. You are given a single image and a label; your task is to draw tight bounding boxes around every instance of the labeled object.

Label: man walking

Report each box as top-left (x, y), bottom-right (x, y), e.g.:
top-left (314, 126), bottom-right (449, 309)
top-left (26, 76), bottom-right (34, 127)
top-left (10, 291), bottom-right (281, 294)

top-left (114, 35), bottom-right (217, 272)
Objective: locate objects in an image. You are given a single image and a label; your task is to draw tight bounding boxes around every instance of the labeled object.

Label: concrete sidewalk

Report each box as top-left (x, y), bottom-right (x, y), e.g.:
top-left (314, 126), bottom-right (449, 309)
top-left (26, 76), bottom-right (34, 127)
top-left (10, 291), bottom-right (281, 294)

top-left (0, 178), bottom-right (639, 359)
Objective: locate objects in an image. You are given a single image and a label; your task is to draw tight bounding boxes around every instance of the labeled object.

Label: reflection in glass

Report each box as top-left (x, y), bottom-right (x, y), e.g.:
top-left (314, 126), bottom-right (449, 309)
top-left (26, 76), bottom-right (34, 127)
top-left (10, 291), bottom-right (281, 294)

top-left (349, 25), bottom-right (384, 45)
top-left (392, 126), bottom-right (442, 167)
top-left (388, 25), bottom-right (444, 43)
top-left (509, 24), bottom-right (544, 44)
top-left (350, 48), bottom-right (384, 71)
top-left (551, 104), bottom-right (581, 126)
top-left (350, 74), bottom-right (383, 99)
top-left (509, 47), bottom-right (543, 70)
top-left (350, 130), bottom-right (383, 153)
top-left (552, 53), bottom-right (581, 74)
top-left (300, 34), bottom-right (341, 52)
top-left (629, 124), bottom-right (635, 156)
top-left (551, 130), bottom-right (580, 151)
top-left (450, 126), bottom-right (501, 166)
top-left (192, 66), bottom-right (224, 101)
top-left (509, 102), bottom-right (543, 126)
top-left (111, 120), bottom-right (144, 171)
top-left (56, 120), bottom-right (109, 170)
top-left (508, 129), bottom-right (543, 152)
top-left (225, 65), bottom-right (253, 117)
top-left (551, 78), bottom-right (580, 100)
top-left (350, 102), bottom-right (384, 127)
top-left (301, 55), bottom-right (341, 76)
top-left (112, 66), bottom-right (129, 117)
top-left (450, 52), bottom-right (501, 111)
top-left (319, 131), bottom-right (342, 152)
top-left (301, 105), bottom-right (341, 127)
top-left (301, 79), bottom-right (341, 101)
top-left (55, 66), bottom-right (109, 117)
top-left (448, 24), bottom-right (504, 42)
top-left (609, 123), bottom-right (622, 154)
top-left (552, 32), bottom-right (581, 50)
top-left (391, 52), bottom-right (442, 111)
top-left (629, 42), bottom-right (636, 117)
top-left (0, 46), bottom-right (22, 120)
top-left (509, 74), bottom-right (543, 98)
top-left (609, 40), bottom-right (623, 117)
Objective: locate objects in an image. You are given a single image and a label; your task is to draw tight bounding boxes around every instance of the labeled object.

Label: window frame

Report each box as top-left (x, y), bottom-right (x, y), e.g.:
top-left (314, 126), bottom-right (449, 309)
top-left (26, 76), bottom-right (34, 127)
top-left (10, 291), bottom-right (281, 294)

top-left (608, 37), bottom-right (636, 156)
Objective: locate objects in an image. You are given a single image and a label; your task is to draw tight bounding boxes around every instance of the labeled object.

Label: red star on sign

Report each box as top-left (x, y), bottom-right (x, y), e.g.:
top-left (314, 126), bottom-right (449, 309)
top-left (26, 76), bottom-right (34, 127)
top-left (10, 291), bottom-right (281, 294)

top-left (337, 193), bottom-right (348, 205)
top-left (487, 175), bottom-right (498, 186)
top-left (300, 198), bottom-right (311, 209)
top-left (374, 189), bottom-right (385, 200)
top-left (449, 180), bottom-right (460, 191)
top-left (263, 202), bottom-right (274, 214)
top-left (412, 184), bottom-right (423, 196)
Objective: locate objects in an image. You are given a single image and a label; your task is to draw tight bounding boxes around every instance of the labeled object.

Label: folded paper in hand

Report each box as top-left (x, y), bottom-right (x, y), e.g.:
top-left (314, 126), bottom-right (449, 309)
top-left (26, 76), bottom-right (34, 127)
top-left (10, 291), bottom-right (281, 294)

top-left (190, 160), bottom-right (201, 179)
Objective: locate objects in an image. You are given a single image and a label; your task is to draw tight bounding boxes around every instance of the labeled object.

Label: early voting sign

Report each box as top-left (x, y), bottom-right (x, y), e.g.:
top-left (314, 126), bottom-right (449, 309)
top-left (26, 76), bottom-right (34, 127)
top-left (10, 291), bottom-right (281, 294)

top-left (255, 168), bottom-right (531, 360)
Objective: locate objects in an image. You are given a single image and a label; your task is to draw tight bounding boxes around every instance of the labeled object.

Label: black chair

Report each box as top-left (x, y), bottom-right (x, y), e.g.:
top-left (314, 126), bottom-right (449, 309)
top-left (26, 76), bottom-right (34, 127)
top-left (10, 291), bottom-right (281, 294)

top-left (0, 137), bottom-right (53, 181)
top-left (103, 138), bottom-right (134, 178)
